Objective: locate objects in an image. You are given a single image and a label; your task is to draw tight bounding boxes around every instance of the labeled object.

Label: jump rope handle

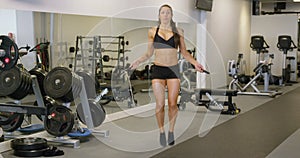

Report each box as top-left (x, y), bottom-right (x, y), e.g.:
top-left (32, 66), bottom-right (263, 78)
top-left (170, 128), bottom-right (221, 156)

top-left (203, 70), bottom-right (210, 74)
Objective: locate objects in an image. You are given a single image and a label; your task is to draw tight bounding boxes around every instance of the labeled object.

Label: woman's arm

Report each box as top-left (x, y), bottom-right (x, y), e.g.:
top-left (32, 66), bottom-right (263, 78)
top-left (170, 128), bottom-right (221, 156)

top-left (130, 28), bottom-right (155, 69)
top-left (178, 28), bottom-right (204, 72)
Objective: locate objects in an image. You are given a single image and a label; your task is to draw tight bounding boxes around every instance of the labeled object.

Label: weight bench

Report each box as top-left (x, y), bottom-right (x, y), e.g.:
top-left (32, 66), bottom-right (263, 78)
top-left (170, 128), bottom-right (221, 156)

top-left (179, 88), bottom-right (240, 115)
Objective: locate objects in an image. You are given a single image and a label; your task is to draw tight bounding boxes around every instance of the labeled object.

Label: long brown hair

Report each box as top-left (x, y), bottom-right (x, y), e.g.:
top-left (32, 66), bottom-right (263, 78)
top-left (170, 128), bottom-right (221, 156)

top-left (158, 4), bottom-right (180, 48)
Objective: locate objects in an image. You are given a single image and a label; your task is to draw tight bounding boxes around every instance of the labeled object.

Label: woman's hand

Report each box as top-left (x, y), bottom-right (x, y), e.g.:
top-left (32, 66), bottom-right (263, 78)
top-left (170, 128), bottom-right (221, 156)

top-left (129, 60), bottom-right (140, 70)
top-left (193, 62), bottom-right (204, 72)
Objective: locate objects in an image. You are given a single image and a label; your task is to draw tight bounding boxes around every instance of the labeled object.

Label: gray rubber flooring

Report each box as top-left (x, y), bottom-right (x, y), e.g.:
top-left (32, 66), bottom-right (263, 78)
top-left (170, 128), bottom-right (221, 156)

top-left (152, 86), bottom-right (300, 158)
top-left (1, 82), bottom-right (300, 158)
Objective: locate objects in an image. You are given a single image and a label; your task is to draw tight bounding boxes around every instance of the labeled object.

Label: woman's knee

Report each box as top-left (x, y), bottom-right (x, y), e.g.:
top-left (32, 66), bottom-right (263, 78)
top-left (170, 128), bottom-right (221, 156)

top-left (168, 100), bottom-right (178, 107)
top-left (168, 104), bottom-right (178, 112)
top-left (156, 104), bottom-right (165, 113)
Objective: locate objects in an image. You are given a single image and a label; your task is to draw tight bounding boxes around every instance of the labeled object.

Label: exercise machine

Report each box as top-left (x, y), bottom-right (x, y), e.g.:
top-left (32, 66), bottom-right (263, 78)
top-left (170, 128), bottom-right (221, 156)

top-left (229, 36), bottom-right (281, 97)
top-left (277, 35), bottom-right (298, 85)
top-left (179, 87), bottom-right (240, 115)
top-left (228, 54), bottom-right (250, 84)
top-left (178, 63), bottom-right (240, 115)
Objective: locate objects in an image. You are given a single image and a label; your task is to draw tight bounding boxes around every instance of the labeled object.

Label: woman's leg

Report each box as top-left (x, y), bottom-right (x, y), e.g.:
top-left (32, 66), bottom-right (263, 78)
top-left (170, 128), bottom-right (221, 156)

top-left (152, 79), bottom-right (166, 133)
top-left (166, 79), bottom-right (180, 132)
top-left (166, 78), bottom-right (180, 145)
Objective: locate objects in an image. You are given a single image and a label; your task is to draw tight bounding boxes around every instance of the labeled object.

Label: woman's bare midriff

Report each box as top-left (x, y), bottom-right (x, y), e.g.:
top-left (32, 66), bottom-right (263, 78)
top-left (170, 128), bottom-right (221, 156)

top-left (154, 49), bottom-right (178, 66)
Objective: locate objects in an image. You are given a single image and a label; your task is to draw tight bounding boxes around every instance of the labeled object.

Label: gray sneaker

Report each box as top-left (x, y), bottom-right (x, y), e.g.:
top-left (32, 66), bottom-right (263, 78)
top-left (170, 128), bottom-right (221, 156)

top-left (168, 132), bottom-right (175, 146)
top-left (160, 132), bottom-right (166, 147)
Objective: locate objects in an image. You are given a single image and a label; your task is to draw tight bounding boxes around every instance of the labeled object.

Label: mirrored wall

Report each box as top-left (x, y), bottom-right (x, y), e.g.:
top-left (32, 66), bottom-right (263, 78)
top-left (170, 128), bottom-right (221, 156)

top-left (0, 9), bottom-right (198, 114)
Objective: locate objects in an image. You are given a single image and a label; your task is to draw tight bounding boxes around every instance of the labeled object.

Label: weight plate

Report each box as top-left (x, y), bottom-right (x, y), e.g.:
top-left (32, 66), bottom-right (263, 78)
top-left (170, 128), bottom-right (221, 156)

top-left (44, 67), bottom-right (81, 102)
top-left (76, 99), bottom-right (106, 127)
top-left (0, 66), bottom-right (32, 99)
top-left (0, 67), bottom-right (22, 96)
top-left (33, 96), bottom-right (60, 121)
top-left (29, 67), bottom-right (47, 95)
top-left (44, 105), bottom-right (74, 136)
top-left (44, 96), bottom-right (60, 108)
top-left (76, 70), bottom-right (97, 98)
top-left (13, 147), bottom-right (48, 157)
top-left (0, 111), bottom-right (18, 125)
top-left (0, 112), bottom-right (24, 132)
top-left (11, 137), bottom-right (48, 151)
top-left (0, 35), bottom-right (19, 71)
top-left (44, 67), bottom-right (72, 99)
top-left (10, 67), bottom-right (32, 100)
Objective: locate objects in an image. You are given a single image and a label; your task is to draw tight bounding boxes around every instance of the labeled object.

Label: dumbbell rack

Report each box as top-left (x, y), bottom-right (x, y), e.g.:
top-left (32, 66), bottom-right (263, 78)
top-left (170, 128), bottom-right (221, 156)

top-left (74, 36), bottom-right (99, 76)
top-left (100, 36), bottom-right (127, 72)
top-left (73, 35), bottom-right (128, 82)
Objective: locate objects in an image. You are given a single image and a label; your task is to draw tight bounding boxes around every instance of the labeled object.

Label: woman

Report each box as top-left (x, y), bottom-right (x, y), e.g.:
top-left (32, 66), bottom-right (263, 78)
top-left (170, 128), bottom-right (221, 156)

top-left (130, 4), bottom-right (204, 146)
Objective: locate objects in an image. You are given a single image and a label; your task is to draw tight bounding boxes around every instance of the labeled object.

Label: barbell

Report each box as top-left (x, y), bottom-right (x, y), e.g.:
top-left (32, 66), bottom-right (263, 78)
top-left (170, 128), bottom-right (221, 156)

top-left (102, 55), bottom-right (128, 62)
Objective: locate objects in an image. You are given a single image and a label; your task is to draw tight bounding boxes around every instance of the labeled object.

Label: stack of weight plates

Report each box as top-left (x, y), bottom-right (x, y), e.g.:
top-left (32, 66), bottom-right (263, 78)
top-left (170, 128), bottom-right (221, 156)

top-left (10, 137), bottom-right (64, 157)
top-left (10, 137), bottom-right (49, 157)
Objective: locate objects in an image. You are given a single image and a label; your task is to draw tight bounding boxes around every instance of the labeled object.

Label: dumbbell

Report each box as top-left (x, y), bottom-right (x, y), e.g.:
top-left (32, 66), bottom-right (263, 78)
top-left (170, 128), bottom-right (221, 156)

top-left (121, 41), bottom-right (129, 46)
top-left (69, 47), bottom-right (76, 53)
top-left (102, 55), bottom-right (128, 62)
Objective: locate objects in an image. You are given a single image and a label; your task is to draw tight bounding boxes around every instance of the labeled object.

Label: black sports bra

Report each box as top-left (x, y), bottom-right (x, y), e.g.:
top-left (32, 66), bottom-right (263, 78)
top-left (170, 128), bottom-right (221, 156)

top-left (153, 26), bottom-right (176, 49)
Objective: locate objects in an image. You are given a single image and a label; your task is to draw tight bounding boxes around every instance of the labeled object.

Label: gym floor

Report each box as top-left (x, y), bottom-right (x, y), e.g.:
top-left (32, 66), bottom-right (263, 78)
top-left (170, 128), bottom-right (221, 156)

top-left (1, 80), bottom-right (300, 158)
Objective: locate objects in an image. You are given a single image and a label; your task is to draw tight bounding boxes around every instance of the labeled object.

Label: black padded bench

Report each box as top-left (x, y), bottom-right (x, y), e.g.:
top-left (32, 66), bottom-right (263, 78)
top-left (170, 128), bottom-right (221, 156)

top-left (179, 88), bottom-right (240, 115)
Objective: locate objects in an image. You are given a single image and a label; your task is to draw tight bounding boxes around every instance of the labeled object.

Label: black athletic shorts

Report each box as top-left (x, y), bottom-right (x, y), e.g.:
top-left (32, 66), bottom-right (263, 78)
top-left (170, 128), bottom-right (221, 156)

top-left (151, 64), bottom-right (180, 79)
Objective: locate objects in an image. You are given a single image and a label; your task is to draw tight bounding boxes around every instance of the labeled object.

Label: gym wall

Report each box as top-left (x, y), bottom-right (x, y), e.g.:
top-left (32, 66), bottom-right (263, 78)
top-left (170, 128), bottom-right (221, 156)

top-left (34, 12), bottom-right (106, 68)
top-left (205, 0), bottom-right (251, 88)
top-left (0, 0), bottom-right (253, 88)
top-left (0, 9), bottom-right (36, 70)
top-left (0, 0), bottom-right (200, 72)
top-left (0, 10), bottom-right (17, 38)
